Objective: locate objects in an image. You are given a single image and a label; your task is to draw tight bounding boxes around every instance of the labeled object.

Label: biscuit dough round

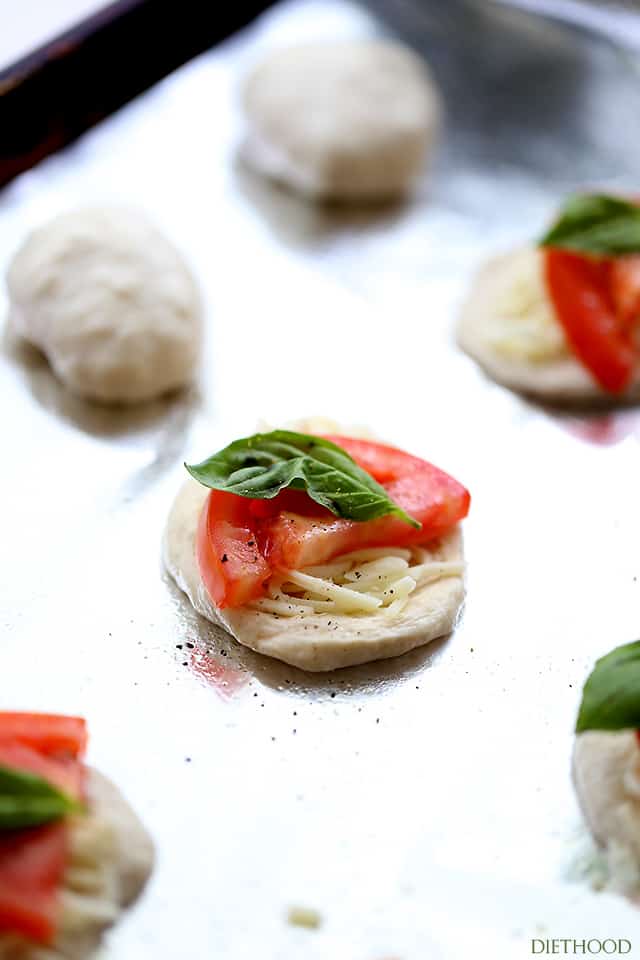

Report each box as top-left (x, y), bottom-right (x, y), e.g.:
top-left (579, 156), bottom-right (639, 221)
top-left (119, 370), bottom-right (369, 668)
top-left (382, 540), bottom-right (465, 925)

top-left (0, 769), bottom-right (154, 960)
top-left (163, 477), bottom-right (465, 672)
top-left (572, 731), bottom-right (640, 887)
top-left (241, 40), bottom-right (440, 201)
top-left (457, 247), bottom-right (640, 406)
top-left (6, 208), bottom-right (202, 404)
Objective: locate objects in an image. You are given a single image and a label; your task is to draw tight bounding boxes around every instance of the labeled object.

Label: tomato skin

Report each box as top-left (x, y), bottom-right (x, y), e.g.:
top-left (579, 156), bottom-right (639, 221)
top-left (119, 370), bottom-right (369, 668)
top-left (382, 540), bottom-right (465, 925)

top-left (197, 491), bottom-right (270, 609)
top-left (197, 437), bottom-right (469, 604)
top-left (0, 714), bottom-right (86, 760)
top-left (0, 823), bottom-right (67, 945)
top-left (544, 249), bottom-right (635, 393)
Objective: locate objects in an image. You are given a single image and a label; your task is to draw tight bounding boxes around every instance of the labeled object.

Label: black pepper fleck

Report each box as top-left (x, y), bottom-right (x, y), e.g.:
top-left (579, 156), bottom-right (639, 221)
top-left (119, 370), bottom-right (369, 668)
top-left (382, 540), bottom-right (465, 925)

top-left (221, 554), bottom-right (229, 563)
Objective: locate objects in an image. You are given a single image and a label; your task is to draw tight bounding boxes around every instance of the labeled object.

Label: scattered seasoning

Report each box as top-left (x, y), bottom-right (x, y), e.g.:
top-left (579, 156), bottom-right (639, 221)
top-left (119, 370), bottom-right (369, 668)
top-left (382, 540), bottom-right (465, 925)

top-left (176, 644), bottom-right (183, 650)
top-left (185, 757), bottom-right (192, 763)
top-left (220, 649), bottom-right (228, 657)
top-left (221, 554), bottom-right (229, 563)
top-left (247, 540), bottom-right (255, 546)
top-left (182, 661), bottom-right (188, 667)
top-left (287, 906), bottom-right (322, 930)
top-left (186, 642), bottom-right (195, 649)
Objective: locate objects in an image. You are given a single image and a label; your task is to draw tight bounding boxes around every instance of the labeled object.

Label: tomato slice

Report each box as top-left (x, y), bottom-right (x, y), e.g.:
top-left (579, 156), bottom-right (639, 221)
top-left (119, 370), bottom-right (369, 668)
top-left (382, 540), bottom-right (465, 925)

top-left (0, 713), bottom-right (87, 945)
top-left (262, 437), bottom-right (470, 569)
top-left (197, 437), bottom-right (470, 606)
top-left (0, 714), bottom-right (86, 760)
top-left (0, 823), bottom-right (67, 945)
top-left (544, 249), bottom-right (635, 393)
top-left (197, 490), bottom-right (270, 608)
top-left (0, 742), bottom-right (84, 802)
top-left (610, 254), bottom-right (640, 329)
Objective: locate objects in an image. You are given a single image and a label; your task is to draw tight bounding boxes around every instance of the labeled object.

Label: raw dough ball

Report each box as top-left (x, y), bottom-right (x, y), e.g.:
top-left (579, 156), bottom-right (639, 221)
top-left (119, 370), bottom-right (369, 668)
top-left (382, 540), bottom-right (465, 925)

top-left (241, 40), bottom-right (440, 201)
top-left (163, 477), bottom-right (465, 673)
top-left (572, 731), bottom-right (640, 891)
top-left (6, 208), bottom-right (202, 404)
top-left (457, 247), bottom-right (640, 406)
top-left (0, 768), bottom-right (154, 960)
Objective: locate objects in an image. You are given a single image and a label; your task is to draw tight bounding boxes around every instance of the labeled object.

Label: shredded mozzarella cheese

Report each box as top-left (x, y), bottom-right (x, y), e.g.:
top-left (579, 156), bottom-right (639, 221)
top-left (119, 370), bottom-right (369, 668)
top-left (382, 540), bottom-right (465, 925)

top-left (250, 546), bottom-right (463, 618)
top-left (484, 249), bottom-right (568, 362)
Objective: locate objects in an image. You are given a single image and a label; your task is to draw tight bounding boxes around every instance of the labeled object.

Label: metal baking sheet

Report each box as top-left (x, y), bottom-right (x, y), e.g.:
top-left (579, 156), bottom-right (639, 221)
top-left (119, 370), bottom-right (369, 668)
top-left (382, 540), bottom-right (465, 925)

top-left (3, 1), bottom-right (640, 957)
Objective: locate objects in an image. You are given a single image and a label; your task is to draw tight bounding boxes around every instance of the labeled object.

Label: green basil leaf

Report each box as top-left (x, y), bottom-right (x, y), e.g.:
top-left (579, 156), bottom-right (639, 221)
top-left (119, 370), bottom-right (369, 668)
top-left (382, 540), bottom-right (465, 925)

top-left (0, 764), bottom-right (80, 831)
top-left (185, 430), bottom-right (421, 529)
top-left (576, 640), bottom-right (640, 733)
top-left (540, 193), bottom-right (640, 255)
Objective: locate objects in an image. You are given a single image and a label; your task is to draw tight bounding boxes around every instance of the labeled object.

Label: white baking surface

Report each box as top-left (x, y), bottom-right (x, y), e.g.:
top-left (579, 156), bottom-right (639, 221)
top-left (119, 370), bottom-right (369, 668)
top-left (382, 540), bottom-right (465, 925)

top-left (0, 0), bottom-right (107, 70)
top-left (2, 1), bottom-right (640, 957)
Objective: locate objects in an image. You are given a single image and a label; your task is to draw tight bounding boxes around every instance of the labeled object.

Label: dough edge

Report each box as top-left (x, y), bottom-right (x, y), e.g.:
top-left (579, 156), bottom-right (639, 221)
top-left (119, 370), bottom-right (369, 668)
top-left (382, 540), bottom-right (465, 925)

top-left (457, 249), bottom-right (640, 406)
top-left (572, 731), bottom-right (640, 889)
top-left (163, 477), bottom-right (465, 672)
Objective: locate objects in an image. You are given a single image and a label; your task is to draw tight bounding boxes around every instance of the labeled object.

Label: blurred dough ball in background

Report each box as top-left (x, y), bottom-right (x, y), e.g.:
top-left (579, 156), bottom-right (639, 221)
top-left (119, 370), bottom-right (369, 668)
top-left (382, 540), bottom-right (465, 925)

top-left (6, 207), bottom-right (202, 404)
top-left (241, 39), bottom-right (441, 202)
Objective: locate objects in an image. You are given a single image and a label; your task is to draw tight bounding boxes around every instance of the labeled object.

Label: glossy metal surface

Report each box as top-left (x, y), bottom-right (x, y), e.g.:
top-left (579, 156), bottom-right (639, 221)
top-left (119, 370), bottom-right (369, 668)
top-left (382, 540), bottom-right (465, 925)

top-left (2, 1), bottom-right (640, 956)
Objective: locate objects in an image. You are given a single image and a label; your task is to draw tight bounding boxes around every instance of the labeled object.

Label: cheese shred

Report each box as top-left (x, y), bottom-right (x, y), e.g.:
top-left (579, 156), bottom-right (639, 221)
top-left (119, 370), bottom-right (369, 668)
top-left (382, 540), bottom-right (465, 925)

top-left (250, 546), bottom-right (463, 618)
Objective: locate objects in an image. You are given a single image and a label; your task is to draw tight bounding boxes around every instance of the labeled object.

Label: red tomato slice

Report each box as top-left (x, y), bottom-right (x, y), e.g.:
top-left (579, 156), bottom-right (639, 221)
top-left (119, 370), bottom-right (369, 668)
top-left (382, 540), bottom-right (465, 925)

top-left (544, 249), bottom-right (635, 393)
top-left (0, 713), bottom-right (88, 944)
top-left (197, 490), bottom-right (270, 608)
top-left (0, 823), bottom-right (67, 945)
top-left (610, 254), bottom-right (640, 329)
top-left (262, 437), bottom-right (470, 570)
top-left (197, 437), bottom-right (470, 606)
top-left (0, 742), bottom-right (84, 802)
top-left (0, 714), bottom-right (87, 760)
